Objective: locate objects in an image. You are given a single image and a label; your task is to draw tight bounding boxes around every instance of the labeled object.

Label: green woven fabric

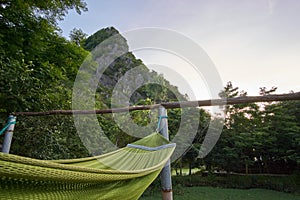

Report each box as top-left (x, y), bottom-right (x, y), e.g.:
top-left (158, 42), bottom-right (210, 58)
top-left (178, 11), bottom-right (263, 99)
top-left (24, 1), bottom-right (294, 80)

top-left (0, 133), bottom-right (175, 200)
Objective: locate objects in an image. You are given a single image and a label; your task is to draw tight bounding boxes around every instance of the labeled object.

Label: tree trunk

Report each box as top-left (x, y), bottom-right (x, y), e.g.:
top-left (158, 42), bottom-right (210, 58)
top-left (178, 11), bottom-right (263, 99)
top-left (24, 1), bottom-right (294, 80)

top-left (175, 167), bottom-right (178, 176)
top-left (179, 158), bottom-right (183, 176)
top-left (245, 162), bottom-right (249, 174)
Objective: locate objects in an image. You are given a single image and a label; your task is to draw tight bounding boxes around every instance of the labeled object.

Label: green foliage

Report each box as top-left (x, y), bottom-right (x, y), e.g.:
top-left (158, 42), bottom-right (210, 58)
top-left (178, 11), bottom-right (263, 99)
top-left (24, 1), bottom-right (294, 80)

top-left (0, 38), bottom-right (88, 113)
top-left (0, 0), bottom-right (87, 61)
top-left (0, 0), bottom-right (88, 113)
top-left (10, 115), bottom-right (89, 159)
top-left (169, 174), bottom-right (300, 194)
top-left (262, 100), bottom-right (300, 166)
top-left (205, 82), bottom-right (300, 174)
top-left (0, 0), bottom-right (89, 158)
top-left (173, 108), bottom-right (211, 175)
top-left (69, 28), bottom-right (88, 46)
top-left (83, 27), bottom-right (120, 51)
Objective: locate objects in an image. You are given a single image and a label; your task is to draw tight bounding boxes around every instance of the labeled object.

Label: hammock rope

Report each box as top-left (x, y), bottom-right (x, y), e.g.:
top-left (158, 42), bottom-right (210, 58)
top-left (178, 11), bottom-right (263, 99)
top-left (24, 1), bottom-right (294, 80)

top-left (0, 116), bottom-right (16, 136)
top-left (156, 115), bottom-right (168, 132)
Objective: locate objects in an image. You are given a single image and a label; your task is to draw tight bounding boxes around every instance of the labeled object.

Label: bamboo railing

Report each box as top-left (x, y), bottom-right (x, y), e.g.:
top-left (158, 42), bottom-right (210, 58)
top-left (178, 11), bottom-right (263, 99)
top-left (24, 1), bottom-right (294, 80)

top-left (12, 92), bottom-right (300, 116)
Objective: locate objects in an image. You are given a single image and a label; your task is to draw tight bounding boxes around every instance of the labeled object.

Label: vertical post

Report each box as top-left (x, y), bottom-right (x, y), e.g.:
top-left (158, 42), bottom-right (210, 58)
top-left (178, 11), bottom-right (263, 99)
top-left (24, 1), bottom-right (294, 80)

top-left (2, 115), bottom-right (16, 153)
top-left (158, 106), bottom-right (173, 200)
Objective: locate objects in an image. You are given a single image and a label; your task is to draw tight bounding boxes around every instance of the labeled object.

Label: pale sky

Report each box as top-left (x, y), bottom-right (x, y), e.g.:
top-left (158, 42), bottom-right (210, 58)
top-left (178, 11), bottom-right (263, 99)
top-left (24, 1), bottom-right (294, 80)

top-left (59, 0), bottom-right (300, 100)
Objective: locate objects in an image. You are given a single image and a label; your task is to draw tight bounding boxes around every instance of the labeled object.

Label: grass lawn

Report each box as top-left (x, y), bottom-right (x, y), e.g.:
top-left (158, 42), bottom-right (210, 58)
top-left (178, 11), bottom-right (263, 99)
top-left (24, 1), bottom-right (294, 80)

top-left (140, 186), bottom-right (300, 200)
top-left (171, 168), bottom-right (201, 176)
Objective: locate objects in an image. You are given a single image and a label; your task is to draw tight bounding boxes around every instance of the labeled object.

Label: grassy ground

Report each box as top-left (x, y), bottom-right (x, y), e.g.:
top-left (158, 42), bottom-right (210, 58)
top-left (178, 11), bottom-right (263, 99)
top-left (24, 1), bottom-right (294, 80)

top-left (171, 168), bottom-right (201, 176)
top-left (140, 186), bottom-right (300, 200)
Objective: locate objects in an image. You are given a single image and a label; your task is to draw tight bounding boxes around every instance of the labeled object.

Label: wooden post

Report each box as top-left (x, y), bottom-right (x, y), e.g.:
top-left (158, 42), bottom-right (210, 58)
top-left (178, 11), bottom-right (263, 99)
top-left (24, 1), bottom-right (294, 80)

top-left (2, 115), bottom-right (16, 153)
top-left (158, 106), bottom-right (173, 200)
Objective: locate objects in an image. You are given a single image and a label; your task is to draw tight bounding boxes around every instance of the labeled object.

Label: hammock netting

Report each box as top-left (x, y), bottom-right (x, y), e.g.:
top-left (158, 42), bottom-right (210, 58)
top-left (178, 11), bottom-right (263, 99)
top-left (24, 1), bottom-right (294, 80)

top-left (0, 133), bottom-right (175, 200)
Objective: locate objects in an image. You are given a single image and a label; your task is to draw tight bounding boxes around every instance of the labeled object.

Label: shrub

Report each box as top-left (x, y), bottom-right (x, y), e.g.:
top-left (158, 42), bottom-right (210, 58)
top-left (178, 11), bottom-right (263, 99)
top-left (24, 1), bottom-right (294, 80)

top-left (171, 174), bottom-right (300, 193)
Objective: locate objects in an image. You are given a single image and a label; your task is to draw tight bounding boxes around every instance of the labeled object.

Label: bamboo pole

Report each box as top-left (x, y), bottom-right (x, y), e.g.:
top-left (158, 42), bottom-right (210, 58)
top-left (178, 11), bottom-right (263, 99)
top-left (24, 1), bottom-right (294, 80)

top-left (158, 106), bottom-right (173, 200)
top-left (2, 115), bottom-right (16, 153)
top-left (11, 92), bottom-right (300, 116)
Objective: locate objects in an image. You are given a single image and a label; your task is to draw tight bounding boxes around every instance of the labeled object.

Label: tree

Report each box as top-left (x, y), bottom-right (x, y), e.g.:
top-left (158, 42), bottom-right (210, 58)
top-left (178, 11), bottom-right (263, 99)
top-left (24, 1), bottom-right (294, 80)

top-left (0, 0), bottom-right (88, 112)
top-left (0, 0), bottom-right (87, 61)
top-left (205, 84), bottom-right (300, 174)
top-left (0, 0), bottom-right (89, 159)
top-left (205, 82), bottom-right (262, 173)
top-left (70, 28), bottom-right (88, 46)
top-left (83, 27), bottom-right (119, 51)
top-left (261, 99), bottom-right (300, 173)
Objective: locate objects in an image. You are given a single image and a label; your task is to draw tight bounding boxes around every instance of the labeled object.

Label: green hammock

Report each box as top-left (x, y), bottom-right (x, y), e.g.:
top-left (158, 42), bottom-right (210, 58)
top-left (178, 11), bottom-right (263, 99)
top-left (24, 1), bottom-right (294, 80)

top-left (0, 133), bottom-right (175, 200)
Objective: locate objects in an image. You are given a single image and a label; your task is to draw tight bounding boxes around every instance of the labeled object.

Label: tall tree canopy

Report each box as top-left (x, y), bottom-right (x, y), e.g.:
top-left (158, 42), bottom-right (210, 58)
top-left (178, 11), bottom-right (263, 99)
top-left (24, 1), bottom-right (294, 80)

top-left (204, 83), bottom-right (300, 174)
top-left (0, 0), bottom-right (89, 159)
top-left (0, 0), bottom-right (88, 113)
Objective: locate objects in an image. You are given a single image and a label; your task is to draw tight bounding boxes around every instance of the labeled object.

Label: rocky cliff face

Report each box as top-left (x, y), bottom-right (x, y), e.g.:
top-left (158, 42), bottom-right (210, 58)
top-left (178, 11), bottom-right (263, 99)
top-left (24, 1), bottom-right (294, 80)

top-left (83, 27), bottom-right (186, 107)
